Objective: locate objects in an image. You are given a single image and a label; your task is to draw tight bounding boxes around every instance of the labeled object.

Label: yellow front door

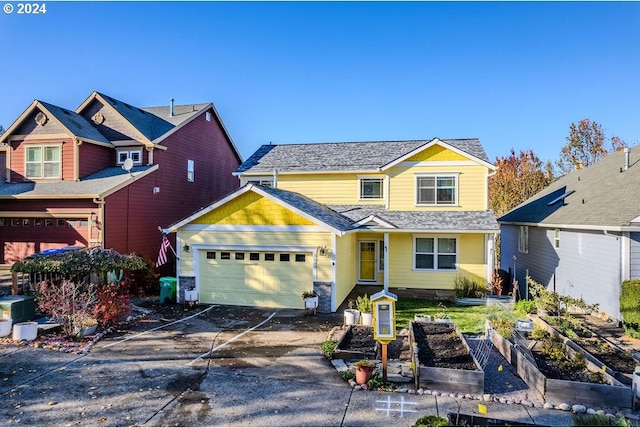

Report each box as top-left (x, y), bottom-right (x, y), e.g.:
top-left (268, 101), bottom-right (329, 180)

top-left (359, 241), bottom-right (376, 282)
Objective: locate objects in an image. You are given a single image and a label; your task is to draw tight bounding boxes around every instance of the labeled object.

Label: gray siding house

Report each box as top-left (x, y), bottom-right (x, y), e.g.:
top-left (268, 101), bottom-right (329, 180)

top-left (499, 147), bottom-right (640, 321)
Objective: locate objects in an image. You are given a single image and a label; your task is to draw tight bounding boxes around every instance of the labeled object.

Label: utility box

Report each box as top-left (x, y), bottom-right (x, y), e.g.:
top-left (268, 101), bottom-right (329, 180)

top-left (159, 277), bottom-right (177, 304)
top-left (0, 295), bottom-right (36, 323)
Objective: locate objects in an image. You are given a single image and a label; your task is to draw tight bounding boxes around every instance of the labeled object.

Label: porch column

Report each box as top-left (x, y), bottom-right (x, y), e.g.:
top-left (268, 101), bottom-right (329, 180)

top-left (384, 232), bottom-right (389, 291)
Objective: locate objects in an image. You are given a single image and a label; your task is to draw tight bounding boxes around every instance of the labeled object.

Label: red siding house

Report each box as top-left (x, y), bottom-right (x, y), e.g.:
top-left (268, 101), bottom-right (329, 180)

top-left (0, 91), bottom-right (242, 270)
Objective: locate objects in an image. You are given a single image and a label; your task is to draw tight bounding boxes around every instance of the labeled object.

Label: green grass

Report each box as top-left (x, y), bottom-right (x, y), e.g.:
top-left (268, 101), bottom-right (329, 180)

top-left (395, 298), bottom-right (498, 335)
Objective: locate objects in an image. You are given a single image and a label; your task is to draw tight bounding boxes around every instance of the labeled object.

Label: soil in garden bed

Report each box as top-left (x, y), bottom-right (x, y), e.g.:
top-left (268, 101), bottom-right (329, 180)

top-left (340, 325), bottom-right (377, 354)
top-left (412, 323), bottom-right (477, 370)
top-left (531, 342), bottom-right (609, 384)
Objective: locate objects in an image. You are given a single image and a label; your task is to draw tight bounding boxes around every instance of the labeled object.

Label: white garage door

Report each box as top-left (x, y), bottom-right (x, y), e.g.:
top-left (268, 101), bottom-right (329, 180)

top-left (199, 250), bottom-right (313, 309)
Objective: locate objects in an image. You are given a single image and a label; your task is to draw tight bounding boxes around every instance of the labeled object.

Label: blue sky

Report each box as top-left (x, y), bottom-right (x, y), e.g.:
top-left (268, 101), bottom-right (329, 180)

top-left (1, 1), bottom-right (638, 164)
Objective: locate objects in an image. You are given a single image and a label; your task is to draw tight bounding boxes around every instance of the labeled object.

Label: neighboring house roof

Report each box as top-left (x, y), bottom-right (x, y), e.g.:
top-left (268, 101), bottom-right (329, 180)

top-left (499, 146), bottom-right (640, 230)
top-left (330, 205), bottom-right (499, 232)
top-left (94, 92), bottom-right (175, 142)
top-left (0, 166), bottom-right (156, 199)
top-left (166, 184), bottom-right (498, 234)
top-left (0, 100), bottom-right (111, 146)
top-left (234, 138), bottom-right (491, 175)
top-left (142, 103), bottom-right (210, 127)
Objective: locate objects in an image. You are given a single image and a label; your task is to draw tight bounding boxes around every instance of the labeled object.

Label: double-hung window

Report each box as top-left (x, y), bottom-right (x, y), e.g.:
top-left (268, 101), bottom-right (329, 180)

top-left (416, 174), bottom-right (457, 205)
top-left (26, 145), bottom-right (60, 179)
top-left (359, 178), bottom-right (383, 200)
top-left (117, 150), bottom-right (142, 165)
top-left (414, 236), bottom-right (457, 270)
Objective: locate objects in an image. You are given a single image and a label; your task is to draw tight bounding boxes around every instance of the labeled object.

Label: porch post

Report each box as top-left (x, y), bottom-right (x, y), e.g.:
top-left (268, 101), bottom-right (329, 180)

top-left (384, 232), bottom-right (389, 291)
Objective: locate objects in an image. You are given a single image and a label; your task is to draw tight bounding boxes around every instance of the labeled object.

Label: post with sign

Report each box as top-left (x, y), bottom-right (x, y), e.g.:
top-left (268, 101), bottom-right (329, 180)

top-left (371, 290), bottom-right (397, 381)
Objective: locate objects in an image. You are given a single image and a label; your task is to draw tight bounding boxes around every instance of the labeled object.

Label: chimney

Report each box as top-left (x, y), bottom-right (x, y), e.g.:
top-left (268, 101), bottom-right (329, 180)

top-left (169, 98), bottom-right (174, 117)
top-left (624, 147), bottom-right (630, 171)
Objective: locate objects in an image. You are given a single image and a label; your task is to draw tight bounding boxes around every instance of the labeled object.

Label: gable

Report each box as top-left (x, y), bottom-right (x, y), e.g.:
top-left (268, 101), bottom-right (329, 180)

top-left (190, 191), bottom-right (316, 226)
top-left (14, 108), bottom-right (67, 136)
top-left (406, 144), bottom-right (470, 162)
top-left (80, 99), bottom-right (145, 142)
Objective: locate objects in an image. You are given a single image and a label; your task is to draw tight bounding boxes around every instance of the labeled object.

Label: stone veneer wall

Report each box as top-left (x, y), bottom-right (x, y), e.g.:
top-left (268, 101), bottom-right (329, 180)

top-left (314, 281), bottom-right (332, 313)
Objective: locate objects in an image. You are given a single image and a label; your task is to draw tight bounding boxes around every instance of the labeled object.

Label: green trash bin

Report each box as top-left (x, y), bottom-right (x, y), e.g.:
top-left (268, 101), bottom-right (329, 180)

top-left (159, 277), bottom-right (177, 304)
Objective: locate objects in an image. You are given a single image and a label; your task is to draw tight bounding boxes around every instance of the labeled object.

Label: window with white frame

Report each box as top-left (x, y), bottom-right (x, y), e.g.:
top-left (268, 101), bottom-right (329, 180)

top-left (414, 236), bottom-right (457, 270)
top-left (25, 145), bottom-right (60, 179)
top-left (247, 178), bottom-right (273, 187)
top-left (416, 175), bottom-right (457, 205)
top-left (117, 150), bottom-right (142, 165)
top-left (359, 178), bottom-right (383, 199)
top-left (518, 226), bottom-right (529, 253)
top-left (187, 159), bottom-right (194, 182)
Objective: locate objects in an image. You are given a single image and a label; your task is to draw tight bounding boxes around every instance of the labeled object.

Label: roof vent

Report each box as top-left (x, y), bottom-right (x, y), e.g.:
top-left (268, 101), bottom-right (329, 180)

top-left (35, 112), bottom-right (47, 126)
top-left (624, 147), bottom-right (630, 171)
top-left (169, 98), bottom-right (174, 117)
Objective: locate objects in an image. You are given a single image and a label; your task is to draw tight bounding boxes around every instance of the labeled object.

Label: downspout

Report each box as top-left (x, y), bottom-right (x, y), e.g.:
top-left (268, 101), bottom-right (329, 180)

top-left (3, 143), bottom-right (10, 182)
top-left (92, 197), bottom-right (105, 248)
top-left (383, 233), bottom-right (389, 291)
top-left (74, 138), bottom-right (82, 181)
top-left (147, 146), bottom-right (153, 165)
top-left (273, 168), bottom-right (279, 188)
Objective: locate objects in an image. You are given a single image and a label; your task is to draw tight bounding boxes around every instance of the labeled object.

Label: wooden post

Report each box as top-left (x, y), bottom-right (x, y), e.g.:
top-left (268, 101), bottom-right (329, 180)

top-left (382, 342), bottom-right (388, 381)
top-left (11, 272), bottom-right (18, 295)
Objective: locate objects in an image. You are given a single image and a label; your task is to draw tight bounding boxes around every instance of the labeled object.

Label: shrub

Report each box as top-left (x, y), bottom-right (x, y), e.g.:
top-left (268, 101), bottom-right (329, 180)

top-left (454, 275), bottom-right (488, 298)
top-left (93, 281), bottom-right (131, 327)
top-left (414, 415), bottom-right (449, 427)
top-left (321, 340), bottom-right (337, 359)
top-left (573, 414), bottom-right (630, 426)
top-left (33, 280), bottom-right (98, 337)
top-left (620, 279), bottom-right (640, 338)
top-left (487, 313), bottom-right (515, 339)
top-left (340, 370), bottom-right (355, 381)
top-left (514, 299), bottom-right (536, 315)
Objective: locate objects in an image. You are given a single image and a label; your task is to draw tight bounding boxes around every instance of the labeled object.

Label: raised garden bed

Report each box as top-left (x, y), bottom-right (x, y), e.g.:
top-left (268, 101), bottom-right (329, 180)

top-left (535, 314), bottom-right (638, 385)
top-left (488, 323), bottom-right (632, 407)
top-left (333, 325), bottom-right (376, 360)
top-left (411, 321), bottom-right (484, 394)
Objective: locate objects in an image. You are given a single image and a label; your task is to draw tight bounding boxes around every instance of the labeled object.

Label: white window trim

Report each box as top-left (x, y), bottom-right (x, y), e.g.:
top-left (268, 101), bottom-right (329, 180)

top-left (117, 149), bottom-right (143, 165)
top-left (25, 144), bottom-right (62, 179)
top-left (413, 234), bottom-right (459, 271)
top-left (358, 176), bottom-right (384, 200)
top-left (205, 111), bottom-right (212, 122)
top-left (518, 226), bottom-right (529, 254)
top-left (414, 173), bottom-right (459, 206)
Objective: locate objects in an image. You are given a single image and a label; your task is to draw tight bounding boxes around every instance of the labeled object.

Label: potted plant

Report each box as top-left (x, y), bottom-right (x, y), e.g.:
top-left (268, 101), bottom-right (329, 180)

top-left (344, 299), bottom-right (360, 326)
top-left (356, 294), bottom-right (373, 326)
top-left (301, 290), bottom-right (319, 314)
top-left (353, 359), bottom-right (376, 385)
top-left (433, 302), bottom-right (451, 324)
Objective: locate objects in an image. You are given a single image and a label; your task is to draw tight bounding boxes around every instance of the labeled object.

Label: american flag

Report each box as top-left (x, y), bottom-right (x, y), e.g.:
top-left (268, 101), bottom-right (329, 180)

top-left (156, 235), bottom-right (171, 267)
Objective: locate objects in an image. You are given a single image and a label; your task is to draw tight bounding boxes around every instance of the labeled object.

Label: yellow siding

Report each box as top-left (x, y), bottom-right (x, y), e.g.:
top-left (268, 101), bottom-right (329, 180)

top-left (387, 233), bottom-right (486, 289)
top-left (406, 144), bottom-right (468, 162)
top-left (192, 192), bottom-right (314, 226)
top-left (179, 230), bottom-right (334, 281)
top-left (334, 234), bottom-right (357, 306)
top-left (387, 164), bottom-right (487, 211)
top-left (277, 173), bottom-right (385, 205)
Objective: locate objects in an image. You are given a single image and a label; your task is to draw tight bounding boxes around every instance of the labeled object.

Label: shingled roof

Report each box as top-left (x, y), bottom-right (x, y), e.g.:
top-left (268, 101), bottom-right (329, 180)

top-left (234, 138), bottom-right (490, 174)
top-left (39, 101), bottom-right (110, 144)
top-left (499, 146), bottom-right (640, 229)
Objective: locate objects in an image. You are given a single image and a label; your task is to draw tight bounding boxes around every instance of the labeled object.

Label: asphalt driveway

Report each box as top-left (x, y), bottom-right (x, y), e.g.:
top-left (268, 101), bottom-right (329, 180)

top-left (0, 301), bottom-right (576, 427)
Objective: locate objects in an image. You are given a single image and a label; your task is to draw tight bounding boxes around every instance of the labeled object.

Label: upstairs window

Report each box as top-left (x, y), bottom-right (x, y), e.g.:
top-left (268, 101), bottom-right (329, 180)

top-left (26, 145), bottom-right (60, 179)
top-left (187, 159), bottom-right (194, 182)
top-left (247, 178), bottom-right (273, 187)
top-left (416, 175), bottom-right (457, 205)
top-left (360, 178), bottom-right (383, 199)
top-left (117, 150), bottom-right (142, 165)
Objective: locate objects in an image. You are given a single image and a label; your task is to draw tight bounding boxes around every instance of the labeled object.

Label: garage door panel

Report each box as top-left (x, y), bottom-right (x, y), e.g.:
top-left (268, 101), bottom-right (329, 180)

top-left (199, 251), bottom-right (312, 309)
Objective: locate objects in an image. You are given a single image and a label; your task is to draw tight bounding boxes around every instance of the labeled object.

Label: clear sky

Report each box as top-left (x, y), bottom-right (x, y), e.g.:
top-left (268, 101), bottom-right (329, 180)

top-left (1, 1), bottom-right (638, 164)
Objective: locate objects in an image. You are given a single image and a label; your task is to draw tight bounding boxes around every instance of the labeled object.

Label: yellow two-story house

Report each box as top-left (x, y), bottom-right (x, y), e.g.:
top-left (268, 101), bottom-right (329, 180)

top-left (165, 138), bottom-right (498, 312)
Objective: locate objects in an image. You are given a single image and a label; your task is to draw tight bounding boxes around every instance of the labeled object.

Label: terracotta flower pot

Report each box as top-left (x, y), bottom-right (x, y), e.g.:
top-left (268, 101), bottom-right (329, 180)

top-left (355, 365), bottom-right (374, 385)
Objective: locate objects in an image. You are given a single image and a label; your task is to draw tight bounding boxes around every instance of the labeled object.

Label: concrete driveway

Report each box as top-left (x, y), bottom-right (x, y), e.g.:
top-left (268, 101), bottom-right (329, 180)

top-left (0, 302), bottom-right (575, 427)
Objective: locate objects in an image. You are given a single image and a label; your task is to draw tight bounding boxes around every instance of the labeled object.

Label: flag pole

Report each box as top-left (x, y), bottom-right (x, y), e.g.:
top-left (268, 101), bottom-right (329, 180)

top-left (158, 227), bottom-right (179, 260)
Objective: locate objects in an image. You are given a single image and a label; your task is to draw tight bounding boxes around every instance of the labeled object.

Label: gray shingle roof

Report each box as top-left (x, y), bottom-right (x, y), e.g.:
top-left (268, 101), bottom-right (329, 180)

top-left (0, 166), bottom-right (153, 198)
top-left (97, 93), bottom-right (175, 141)
top-left (39, 101), bottom-right (110, 144)
top-left (499, 146), bottom-right (640, 228)
top-left (234, 139), bottom-right (490, 174)
top-left (142, 103), bottom-right (210, 127)
top-left (329, 205), bottom-right (499, 231)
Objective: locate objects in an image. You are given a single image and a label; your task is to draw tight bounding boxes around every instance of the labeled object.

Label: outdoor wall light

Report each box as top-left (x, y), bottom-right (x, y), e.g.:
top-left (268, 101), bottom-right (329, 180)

top-left (183, 243), bottom-right (190, 252)
top-left (318, 246), bottom-right (328, 256)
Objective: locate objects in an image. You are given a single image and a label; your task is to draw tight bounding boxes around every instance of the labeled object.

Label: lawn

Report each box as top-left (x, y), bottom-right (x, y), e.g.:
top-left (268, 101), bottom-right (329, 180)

top-left (395, 298), bottom-right (500, 335)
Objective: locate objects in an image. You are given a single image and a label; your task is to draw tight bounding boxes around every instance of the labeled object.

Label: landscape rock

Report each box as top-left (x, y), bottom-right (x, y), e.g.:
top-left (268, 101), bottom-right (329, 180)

top-left (557, 403), bottom-right (571, 411)
top-left (572, 404), bottom-right (586, 413)
top-left (586, 408), bottom-right (597, 415)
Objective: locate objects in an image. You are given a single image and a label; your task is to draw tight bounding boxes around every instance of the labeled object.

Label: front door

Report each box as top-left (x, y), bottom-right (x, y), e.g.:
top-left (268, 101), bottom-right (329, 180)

top-left (359, 241), bottom-right (376, 282)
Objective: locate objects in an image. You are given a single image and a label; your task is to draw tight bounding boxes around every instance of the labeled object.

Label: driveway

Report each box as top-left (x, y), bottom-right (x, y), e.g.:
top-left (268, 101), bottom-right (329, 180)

top-left (0, 301), bottom-right (576, 426)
